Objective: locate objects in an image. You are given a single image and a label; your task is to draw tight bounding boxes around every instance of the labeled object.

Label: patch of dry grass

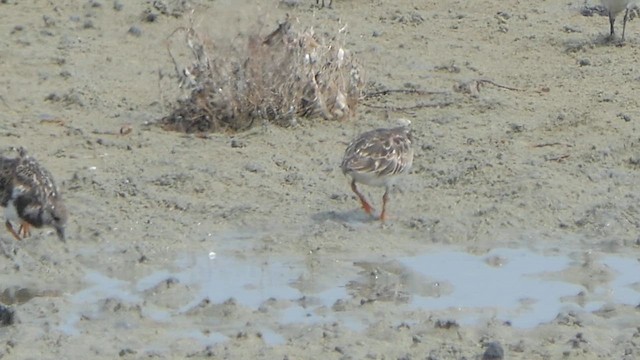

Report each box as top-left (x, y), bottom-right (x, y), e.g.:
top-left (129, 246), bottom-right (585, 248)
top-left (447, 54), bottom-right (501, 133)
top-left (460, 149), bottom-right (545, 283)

top-left (160, 16), bottom-right (365, 133)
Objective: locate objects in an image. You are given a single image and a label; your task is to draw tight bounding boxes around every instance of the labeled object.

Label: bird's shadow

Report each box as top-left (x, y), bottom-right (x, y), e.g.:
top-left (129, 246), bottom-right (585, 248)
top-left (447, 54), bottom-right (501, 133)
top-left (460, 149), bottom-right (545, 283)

top-left (563, 35), bottom-right (628, 53)
top-left (312, 209), bottom-right (379, 224)
top-left (0, 237), bottom-right (18, 260)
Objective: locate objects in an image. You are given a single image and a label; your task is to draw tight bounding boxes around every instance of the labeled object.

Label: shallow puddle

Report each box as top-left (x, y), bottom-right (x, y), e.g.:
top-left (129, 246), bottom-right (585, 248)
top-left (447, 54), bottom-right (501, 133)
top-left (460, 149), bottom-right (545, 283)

top-left (400, 248), bottom-right (581, 327)
top-left (61, 247), bottom-right (640, 344)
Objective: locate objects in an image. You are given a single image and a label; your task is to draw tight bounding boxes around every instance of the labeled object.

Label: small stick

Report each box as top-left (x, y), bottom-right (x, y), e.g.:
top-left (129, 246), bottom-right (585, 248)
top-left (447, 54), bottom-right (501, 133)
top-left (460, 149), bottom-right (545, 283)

top-left (545, 154), bottom-right (570, 162)
top-left (39, 119), bottom-right (66, 126)
top-left (362, 89), bottom-right (448, 99)
top-left (92, 125), bottom-right (133, 136)
top-left (474, 79), bottom-right (524, 92)
top-left (362, 100), bottom-right (454, 112)
top-left (533, 143), bottom-right (573, 148)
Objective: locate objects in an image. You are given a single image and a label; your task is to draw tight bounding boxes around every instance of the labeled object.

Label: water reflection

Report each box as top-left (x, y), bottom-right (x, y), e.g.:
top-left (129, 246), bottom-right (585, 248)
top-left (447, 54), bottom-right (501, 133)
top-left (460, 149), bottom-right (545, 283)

top-left (400, 248), bottom-right (583, 327)
top-left (60, 247), bottom-right (640, 343)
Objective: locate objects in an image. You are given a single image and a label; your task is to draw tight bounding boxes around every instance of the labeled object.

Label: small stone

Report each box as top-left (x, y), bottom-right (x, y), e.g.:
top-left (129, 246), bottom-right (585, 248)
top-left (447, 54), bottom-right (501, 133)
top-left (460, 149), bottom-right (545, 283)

top-left (119, 348), bottom-right (136, 357)
top-left (244, 162), bottom-right (264, 173)
top-left (10, 25), bottom-right (24, 34)
top-left (482, 341), bottom-right (504, 360)
top-left (0, 304), bottom-right (15, 326)
top-left (280, 0), bottom-right (301, 7)
top-left (128, 26), bottom-right (142, 37)
top-left (434, 319), bottom-right (459, 329)
top-left (617, 113), bottom-right (631, 122)
top-left (43, 15), bottom-right (55, 27)
top-left (142, 10), bottom-right (157, 23)
top-left (230, 138), bottom-right (246, 148)
top-left (45, 93), bottom-right (61, 102)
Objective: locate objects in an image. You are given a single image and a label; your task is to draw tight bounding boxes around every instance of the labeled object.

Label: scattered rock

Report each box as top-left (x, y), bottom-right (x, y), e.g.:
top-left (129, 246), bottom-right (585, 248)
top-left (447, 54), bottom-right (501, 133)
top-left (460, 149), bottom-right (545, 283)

top-left (482, 341), bottom-right (504, 360)
top-left (128, 25), bottom-right (142, 37)
top-left (0, 304), bottom-right (15, 326)
top-left (141, 10), bottom-right (157, 23)
top-left (230, 138), bottom-right (246, 148)
top-left (244, 162), bottom-right (264, 173)
top-left (434, 319), bottom-right (459, 329)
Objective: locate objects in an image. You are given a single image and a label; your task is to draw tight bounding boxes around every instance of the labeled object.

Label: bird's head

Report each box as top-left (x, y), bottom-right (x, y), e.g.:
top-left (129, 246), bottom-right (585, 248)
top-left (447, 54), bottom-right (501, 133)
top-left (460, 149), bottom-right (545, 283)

top-left (44, 198), bottom-right (68, 242)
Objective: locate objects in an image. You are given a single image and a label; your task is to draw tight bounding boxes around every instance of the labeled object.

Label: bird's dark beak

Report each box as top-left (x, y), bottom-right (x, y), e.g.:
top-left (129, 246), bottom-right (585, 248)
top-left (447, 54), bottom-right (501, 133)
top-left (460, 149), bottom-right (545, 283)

top-left (56, 226), bottom-right (65, 242)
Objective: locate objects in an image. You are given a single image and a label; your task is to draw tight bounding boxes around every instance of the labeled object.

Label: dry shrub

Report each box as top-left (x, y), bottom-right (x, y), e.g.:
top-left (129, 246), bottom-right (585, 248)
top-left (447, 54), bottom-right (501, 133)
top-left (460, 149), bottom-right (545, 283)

top-left (160, 16), bottom-right (365, 133)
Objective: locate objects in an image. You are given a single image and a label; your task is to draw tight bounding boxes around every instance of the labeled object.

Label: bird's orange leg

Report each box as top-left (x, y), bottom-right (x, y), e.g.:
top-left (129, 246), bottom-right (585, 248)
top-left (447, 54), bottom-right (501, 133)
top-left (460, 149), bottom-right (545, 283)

top-left (351, 180), bottom-right (374, 215)
top-left (18, 222), bottom-right (31, 238)
top-left (379, 188), bottom-right (390, 221)
top-left (5, 221), bottom-right (22, 241)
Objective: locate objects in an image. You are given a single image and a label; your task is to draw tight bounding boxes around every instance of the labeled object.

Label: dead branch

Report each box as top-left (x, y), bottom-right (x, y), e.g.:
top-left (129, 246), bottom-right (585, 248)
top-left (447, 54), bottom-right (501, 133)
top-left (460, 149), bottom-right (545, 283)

top-left (362, 100), bottom-right (454, 112)
top-left (454, 78), bottom-right (525, 97)
top-left (533, 142), bottom-right (573, 148)
top-left (545, 154), bottom-right (570, 162)
top-left (362, 89), bottom-right (448, 99)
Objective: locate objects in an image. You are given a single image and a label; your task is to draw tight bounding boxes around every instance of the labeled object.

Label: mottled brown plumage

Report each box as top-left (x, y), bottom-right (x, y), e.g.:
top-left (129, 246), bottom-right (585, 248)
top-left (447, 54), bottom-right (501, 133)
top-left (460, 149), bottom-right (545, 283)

top-left (0, 148), bottom-right (67, 241)
top-left (341, 125), bottom-right (414, 220)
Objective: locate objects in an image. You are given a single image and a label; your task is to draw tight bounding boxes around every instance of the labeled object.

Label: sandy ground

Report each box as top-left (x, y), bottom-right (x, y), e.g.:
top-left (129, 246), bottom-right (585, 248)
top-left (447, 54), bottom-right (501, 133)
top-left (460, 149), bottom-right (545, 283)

top-left (1, 0), bottom-right (640, 359)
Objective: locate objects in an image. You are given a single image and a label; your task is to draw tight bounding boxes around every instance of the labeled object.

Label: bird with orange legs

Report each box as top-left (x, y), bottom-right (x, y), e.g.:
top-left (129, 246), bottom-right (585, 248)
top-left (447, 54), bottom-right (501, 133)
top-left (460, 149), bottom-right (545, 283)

top-left (0, 148), bottom-right (67, 241)
top-left (340, 120), bottom-right (414, 221)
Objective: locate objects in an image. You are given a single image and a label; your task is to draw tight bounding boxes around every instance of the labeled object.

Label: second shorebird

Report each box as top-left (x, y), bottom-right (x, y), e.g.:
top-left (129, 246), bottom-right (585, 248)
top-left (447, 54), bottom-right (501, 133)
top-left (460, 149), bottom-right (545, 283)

top-left (602, 0), bottom-right (635, 41)
top-left (341, 121), bottom-right (414, 221)
top-left (0, 148), bottom-right (67, 241)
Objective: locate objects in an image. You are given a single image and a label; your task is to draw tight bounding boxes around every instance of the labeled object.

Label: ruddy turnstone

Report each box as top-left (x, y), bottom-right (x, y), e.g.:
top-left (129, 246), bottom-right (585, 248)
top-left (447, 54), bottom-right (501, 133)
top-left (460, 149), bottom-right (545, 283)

top-left (0, 148), bottom-right (67, 241)
top-left (602, 0), bottom-right (634, 41)
top-left (340, 121), bottom-right (414, 221)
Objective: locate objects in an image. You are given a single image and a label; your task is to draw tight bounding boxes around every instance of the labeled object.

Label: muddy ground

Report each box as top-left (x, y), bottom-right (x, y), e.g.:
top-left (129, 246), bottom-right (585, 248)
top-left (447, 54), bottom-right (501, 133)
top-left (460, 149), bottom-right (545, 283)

top-left (1, 0), bottom-right (640, 359)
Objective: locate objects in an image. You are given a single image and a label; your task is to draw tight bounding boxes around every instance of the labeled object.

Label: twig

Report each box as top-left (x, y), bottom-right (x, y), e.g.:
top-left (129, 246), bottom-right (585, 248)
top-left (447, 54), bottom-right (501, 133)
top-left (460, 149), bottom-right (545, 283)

top-left (166, 26), bottom-right (189, 80)
top-left (545, 154), bottom-right (570, 162)
top-left (454, 78), bottom-right (526, 97)
top-left (621, 211), bottom-right (640, 228)
top-left (39, 118), bottom-right (66, 126)
top-left (362, 101), bottom-right (453, 112)
top-left (361, 88), bottom-right (452, 111)
top-left (0, 95), bottom-right (10, 110)
top-left (533, 142), bottom-right (573, 148)
top-left (92, 125), bottom-right (133, 136)
top-left (475, 79), bottom-right (524, 92)
top-left (362, 89), bottom-right (448, 99)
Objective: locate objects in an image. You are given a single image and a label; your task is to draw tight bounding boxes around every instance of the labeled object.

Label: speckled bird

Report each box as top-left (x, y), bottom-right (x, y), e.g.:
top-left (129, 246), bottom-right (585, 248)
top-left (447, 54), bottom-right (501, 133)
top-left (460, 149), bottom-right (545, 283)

top-left (0, 148), bottom-right (67, 241)
top-left (340, 121), bottom-right (414, 221)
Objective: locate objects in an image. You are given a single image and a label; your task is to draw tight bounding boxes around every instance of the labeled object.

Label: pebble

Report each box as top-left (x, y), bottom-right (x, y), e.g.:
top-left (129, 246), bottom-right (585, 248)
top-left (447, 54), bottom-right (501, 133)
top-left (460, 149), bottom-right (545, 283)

top-left (128, 26), bottom-right (142, 37)
top-left (0, 304), bottom-right (15, 326)
top-left (483, 341), bottom-right (504, 360)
